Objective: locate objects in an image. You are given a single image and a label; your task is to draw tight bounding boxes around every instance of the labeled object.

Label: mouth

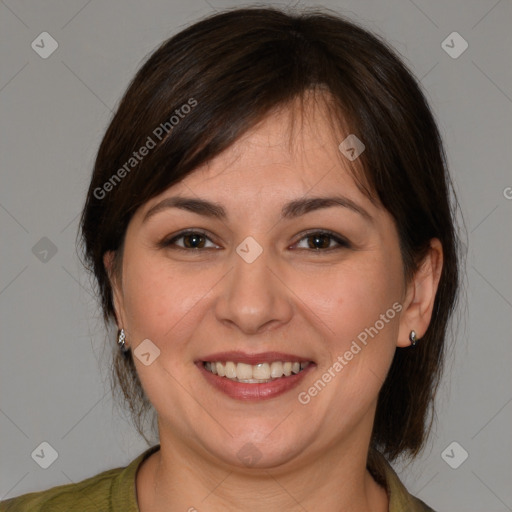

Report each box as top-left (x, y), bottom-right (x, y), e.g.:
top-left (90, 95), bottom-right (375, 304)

top-left (196, 351), bottom-right (315, 400)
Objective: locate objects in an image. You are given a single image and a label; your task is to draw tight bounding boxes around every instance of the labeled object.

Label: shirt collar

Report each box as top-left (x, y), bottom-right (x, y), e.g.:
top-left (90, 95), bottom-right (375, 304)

top-left (367, 448), bottom-right (436, 511)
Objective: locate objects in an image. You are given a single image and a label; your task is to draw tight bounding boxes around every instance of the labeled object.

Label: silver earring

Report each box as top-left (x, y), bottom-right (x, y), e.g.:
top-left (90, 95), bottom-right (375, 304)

top-left (409, 330), bottom-right (418, 347)
top-left (117, 328), bottom-right (129, 352)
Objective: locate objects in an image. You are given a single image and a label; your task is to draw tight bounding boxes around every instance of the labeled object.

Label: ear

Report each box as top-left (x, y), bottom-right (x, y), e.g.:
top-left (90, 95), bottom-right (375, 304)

top-left (103, 251), bottom-right (126, 330)
top-left (397, 238), bottom-right (443, 347)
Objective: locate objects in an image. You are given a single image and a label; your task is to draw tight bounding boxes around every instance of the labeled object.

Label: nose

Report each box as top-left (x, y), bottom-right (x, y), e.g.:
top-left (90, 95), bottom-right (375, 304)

top-left (214, 244), bottom-right (294, 335)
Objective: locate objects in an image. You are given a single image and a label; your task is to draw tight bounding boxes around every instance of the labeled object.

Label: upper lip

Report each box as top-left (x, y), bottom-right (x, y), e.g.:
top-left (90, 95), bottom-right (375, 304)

top-left (197, 351), bottom-right (314, 365)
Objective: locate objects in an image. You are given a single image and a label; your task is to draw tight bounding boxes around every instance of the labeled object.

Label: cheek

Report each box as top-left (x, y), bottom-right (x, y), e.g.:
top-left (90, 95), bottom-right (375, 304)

top-left (120, 252), bottom-right (220, 350)
top-left (308, 256), bottom-right (402, 338)
top-left (298, 252), bottom-right (404, 400)
top-left (120, 250), bottom-right (186, 343)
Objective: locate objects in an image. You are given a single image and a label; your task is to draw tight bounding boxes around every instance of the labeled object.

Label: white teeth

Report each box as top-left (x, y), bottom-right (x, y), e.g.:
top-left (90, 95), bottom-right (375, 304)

top-left (236, 362), bottom-right (253, 380)
top-left (270, 361), bottom-right (283, 378)
top-left (253, 363), bottom-right (270, 380)
top-left (225, 361), bottom-right (237, 379)
top-left (216, 362), bottom-right (225, 377)
top-left (203, 360), bottom-right (311, 382)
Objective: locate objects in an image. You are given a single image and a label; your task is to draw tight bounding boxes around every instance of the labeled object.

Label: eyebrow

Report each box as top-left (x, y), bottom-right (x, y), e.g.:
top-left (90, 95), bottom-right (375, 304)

top-left (142, 195), bottom-right (373, 223)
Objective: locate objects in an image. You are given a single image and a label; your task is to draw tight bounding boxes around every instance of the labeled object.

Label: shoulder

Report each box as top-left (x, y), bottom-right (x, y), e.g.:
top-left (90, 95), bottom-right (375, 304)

top-left (0, 445), bottom-right (160, 512)
top-left (0, 467), bottom-right (122, 512)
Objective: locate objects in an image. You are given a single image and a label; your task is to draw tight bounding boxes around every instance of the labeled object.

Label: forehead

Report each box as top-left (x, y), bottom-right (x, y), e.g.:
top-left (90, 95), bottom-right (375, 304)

top-left (169, 100), bottom-right (363, 200)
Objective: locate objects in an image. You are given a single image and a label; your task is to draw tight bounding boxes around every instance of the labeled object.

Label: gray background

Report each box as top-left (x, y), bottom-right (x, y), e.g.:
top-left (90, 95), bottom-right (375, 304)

top-left (1, 0), bottom-right (511, 510)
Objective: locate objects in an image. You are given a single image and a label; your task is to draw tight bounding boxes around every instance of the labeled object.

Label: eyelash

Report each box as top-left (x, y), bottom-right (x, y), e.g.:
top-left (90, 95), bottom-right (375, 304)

top-left (158, 229), bottom-right (351, 252)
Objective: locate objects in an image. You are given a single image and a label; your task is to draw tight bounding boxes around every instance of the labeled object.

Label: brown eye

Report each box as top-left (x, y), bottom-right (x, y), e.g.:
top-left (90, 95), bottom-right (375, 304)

top-left (307, 233), bottom-right (332, 249)
top-left (294, 230), bottom-right (350, 251)
top-left (182, 233), bottom-right (206, 248)
top-left (160, 230), bottom-right (219, 250)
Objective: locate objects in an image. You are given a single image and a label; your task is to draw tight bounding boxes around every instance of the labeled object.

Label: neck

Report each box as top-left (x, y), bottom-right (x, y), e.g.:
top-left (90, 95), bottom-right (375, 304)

top-left (137, 426), bottom-right (388, 512)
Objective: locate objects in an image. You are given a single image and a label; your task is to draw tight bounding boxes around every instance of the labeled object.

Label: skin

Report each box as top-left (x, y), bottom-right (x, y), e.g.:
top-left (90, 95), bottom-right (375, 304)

top-left (105, 95), bottom-right (443, 512)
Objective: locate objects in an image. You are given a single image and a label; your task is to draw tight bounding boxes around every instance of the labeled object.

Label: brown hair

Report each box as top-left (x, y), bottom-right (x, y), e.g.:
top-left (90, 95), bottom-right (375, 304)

top-left (79, 6), bottom-right (461, 460)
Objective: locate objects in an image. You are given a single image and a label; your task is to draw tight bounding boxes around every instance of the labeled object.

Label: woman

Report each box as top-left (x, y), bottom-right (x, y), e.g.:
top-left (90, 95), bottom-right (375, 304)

top-left (1, 6), bottom-right (460, 511)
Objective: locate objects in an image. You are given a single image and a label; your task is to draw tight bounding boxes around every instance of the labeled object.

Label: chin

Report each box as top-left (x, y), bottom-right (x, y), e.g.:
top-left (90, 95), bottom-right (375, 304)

top-left (199, 427), bottom-right (312, 471)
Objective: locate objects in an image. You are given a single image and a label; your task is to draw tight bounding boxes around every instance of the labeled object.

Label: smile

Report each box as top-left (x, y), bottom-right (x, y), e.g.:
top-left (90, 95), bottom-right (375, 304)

top-left (203, 360), bottom-right (312, 383)
top-left (196, 352), bottom-right (316, 400)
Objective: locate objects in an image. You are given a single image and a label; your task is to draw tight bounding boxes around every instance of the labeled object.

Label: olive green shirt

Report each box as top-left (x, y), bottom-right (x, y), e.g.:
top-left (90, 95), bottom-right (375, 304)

top-left (1, 445), bottom-right (435, 511)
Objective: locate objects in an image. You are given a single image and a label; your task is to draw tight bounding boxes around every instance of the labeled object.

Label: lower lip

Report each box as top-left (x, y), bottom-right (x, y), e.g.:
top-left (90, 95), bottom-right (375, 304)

top-left (197, 362), bottom-right (315, 401)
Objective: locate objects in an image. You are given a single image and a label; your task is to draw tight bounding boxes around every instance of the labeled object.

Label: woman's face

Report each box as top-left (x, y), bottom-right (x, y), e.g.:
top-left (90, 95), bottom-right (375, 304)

top-left (109, 100), bottom-right (417, 470)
